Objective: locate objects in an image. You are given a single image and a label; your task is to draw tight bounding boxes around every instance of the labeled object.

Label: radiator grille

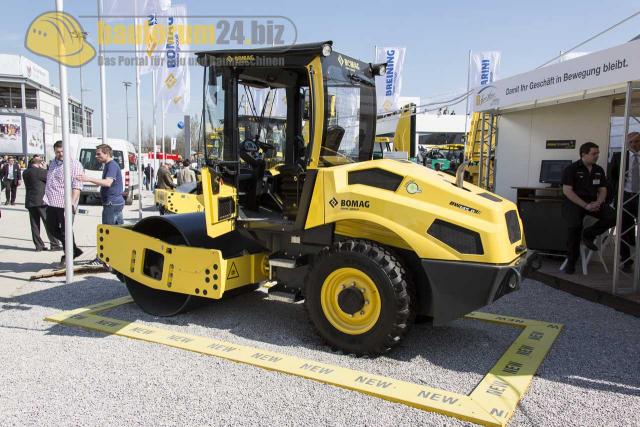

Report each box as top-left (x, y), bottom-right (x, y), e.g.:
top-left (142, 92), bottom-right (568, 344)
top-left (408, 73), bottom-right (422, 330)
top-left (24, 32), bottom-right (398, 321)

top-left (427, 219), bottom-right (483, 255)
top-left (218, 197), bottom-right (235, 220)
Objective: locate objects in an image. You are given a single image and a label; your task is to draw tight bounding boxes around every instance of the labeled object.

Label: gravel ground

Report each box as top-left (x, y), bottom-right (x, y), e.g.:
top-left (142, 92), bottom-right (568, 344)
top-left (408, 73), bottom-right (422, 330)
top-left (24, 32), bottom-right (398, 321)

top-left (0, 188), bottom-right (639, 426)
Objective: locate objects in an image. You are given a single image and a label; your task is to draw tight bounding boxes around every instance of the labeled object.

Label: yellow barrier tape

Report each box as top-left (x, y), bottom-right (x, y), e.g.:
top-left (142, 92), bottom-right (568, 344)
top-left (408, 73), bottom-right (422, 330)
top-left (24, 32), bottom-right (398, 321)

top-left (44, 298), bottom-right (562, 427)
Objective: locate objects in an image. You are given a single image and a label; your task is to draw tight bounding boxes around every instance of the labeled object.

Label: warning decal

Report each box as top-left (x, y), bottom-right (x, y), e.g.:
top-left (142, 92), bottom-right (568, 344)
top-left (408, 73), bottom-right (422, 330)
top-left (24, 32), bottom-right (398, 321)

top-left (227, 262), bottom-right (239, 279)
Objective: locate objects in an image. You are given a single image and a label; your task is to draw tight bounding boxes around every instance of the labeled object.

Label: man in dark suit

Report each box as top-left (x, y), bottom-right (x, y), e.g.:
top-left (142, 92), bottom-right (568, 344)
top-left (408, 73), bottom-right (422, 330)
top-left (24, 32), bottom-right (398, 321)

top-left (22, 157), bottom-right (62, 251)
top-left (1, 156), bottom-right (21, 205)
top-left (609, 132), bottom-right (640, 272)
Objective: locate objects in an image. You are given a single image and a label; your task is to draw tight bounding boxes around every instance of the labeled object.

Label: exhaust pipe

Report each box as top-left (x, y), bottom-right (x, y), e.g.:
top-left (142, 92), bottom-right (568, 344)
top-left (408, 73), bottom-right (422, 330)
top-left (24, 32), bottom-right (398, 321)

top-left (455, 161), bottom-right (468, 188)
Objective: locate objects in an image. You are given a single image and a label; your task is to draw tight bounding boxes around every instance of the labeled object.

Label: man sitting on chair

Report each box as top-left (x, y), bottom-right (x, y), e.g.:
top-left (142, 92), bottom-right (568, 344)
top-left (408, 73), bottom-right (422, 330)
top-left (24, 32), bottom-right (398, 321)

top-left (561, 141), bottom-right (616, 274)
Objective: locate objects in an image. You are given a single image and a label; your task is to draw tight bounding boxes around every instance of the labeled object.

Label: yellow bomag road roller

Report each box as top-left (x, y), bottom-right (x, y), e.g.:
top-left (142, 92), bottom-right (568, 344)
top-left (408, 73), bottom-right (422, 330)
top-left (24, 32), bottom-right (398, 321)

top-left (98, 42), bottom-right (535, 356)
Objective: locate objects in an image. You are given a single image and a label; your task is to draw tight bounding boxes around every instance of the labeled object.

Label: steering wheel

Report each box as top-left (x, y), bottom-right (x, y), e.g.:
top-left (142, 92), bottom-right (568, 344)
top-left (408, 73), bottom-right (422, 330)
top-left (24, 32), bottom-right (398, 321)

top-left (241, 139), bottom-right (260, 153)
top-left (257, 140), bottom-right (276, 151)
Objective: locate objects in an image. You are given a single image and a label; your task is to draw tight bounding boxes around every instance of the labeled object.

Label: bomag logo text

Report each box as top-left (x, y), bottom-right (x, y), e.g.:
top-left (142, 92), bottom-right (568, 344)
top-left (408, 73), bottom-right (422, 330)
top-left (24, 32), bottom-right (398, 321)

top-left (449, 201), bottom-right (480, 214)
top-left (341, 200), bottom-right (370, 209)
top-left (338, 55), bottom-right (359, 71)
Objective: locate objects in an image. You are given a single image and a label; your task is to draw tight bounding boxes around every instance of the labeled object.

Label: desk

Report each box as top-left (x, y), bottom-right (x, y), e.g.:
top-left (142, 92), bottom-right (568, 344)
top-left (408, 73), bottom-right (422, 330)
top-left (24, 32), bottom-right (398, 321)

top-left (515, 187), bottom-right (567, 253)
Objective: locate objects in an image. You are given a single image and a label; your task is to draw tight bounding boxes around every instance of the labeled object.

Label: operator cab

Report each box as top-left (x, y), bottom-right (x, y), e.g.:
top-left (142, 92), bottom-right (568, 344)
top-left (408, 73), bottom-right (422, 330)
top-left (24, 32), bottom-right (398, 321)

top-left (198, 41), bottom-right (381, 229)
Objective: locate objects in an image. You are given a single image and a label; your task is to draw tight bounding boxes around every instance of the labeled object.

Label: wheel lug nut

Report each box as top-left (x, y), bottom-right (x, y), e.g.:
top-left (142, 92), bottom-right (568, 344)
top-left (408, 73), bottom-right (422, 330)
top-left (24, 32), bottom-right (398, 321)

top-left (360, 311), bottom-right (364, 315)
top-left (365, 300), bottom-right (369, 305)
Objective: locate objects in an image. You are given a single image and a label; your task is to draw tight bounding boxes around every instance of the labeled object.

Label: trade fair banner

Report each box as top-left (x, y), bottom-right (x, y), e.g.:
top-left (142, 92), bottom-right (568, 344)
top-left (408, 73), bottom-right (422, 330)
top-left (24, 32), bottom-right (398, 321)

top-left (468, 51), bottom-right (501, 111)
top-left (375, 47), bottom-right (406, 114)
top-left (25, 116), bottom-right (44, 155)
top-left (155, 4), bottom-right (191, 114)
top-left (470, 51), bottom-right (501, 87)
top-left (104, 0), bottom-right (171, 18)
top-left (136, 0), bottom-right (172, 74)
top-left (473, 39), bottom-right (640, 112)
top-left (0, 115), bottom-right (23, 154)
top-left (103, 0), bottom-right (172, 73)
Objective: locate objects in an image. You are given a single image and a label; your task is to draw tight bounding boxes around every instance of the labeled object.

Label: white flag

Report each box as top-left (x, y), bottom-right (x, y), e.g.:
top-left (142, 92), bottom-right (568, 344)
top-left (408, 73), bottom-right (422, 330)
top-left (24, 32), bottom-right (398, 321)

top-left (135, 0), bottom-right (172, 74)
top-left (104, 0), bottom-right (170, 17)
top-left (469, 51), bottom-right (501, 88)
top-left (375, 47), bottom-right (406, 114)
top-left (170, 137), bottom-right (177, 150)
top-left (467, 51), bottom-right (501, 112)
top-left (155, 4), bottom-right (190, 114)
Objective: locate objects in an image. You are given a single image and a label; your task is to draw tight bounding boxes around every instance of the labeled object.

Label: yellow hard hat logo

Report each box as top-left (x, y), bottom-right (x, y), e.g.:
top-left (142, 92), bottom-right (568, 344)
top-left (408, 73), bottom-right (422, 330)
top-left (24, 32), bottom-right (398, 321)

top-left (25, 11), bottom-right (95, 67)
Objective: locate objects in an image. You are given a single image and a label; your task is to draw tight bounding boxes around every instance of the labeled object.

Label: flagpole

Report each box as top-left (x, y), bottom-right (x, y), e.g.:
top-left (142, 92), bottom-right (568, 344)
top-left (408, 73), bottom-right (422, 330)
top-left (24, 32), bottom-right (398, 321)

top-left (97, 0), bottom-right (108, 153)
top-left (161, 100), bottom-right (166, 161)
top-left (463, 49), bottom-right (472, 160)
top-left (152, 69), bottom-right (157, 187)
top-left (56, 0), bottom-right (74, 283)
top-left (134, 2), bottom-right (143, 220)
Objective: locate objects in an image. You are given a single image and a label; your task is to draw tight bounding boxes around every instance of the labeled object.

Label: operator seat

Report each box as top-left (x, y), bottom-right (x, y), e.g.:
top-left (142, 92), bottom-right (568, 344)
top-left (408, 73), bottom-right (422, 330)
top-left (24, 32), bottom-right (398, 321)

top-left (239, 140), bottom-right (267, 211)
top-left (321, 125), bottom-right (345, 156)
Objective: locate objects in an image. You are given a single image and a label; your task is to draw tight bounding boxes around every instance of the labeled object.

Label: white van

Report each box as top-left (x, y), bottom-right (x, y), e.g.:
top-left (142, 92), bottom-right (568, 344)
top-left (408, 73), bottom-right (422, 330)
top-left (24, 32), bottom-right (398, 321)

top-left (77, 137), bottom-right (140, 205)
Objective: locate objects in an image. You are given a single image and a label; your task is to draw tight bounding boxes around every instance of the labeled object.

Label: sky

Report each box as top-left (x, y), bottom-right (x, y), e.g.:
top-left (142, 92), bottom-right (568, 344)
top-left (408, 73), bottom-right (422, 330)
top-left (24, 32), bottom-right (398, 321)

top-left (2, 0), bottom-right (639, 140)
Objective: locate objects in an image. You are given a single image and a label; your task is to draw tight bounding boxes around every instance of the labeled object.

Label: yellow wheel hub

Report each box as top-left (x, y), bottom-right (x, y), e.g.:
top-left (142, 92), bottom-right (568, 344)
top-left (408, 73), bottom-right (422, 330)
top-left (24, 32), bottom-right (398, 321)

top-left (320, 267), bottom-right (381, 335)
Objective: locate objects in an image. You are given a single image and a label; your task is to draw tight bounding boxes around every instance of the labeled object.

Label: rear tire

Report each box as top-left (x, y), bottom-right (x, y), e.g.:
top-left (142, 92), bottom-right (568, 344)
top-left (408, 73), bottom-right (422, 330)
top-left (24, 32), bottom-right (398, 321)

top-left (304, 239), bottom-right (413, 356)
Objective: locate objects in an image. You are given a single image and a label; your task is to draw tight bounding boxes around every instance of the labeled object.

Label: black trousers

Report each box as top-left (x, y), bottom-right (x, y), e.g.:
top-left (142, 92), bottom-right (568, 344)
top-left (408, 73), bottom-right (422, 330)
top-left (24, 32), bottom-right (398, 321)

top-left (620, 192), bottom-right (639, 266)
top-left (4, 179), bottom-right (17, 203)
top-left (45, 206), bottom-right (81, 256)
top-left (562, 201), bottom-right (616, 264)
top-left (28, 206), bottom-right (62, 250)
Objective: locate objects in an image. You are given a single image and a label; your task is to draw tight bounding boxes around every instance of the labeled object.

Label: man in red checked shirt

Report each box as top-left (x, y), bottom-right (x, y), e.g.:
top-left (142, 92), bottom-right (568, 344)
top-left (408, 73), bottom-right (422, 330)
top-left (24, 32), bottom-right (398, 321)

top-left (44, 140), bottom-right (85, 266)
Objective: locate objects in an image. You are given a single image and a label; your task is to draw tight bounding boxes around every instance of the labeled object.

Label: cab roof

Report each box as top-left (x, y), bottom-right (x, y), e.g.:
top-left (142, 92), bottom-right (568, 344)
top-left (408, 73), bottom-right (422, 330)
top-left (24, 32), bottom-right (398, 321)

top-left (196, 41), bottom-right (333, 67)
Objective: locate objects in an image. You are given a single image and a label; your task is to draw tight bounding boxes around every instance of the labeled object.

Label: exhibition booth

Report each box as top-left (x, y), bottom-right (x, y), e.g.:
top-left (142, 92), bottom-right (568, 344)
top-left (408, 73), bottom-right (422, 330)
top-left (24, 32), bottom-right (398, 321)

top-left (472, 38), bottom-right (640, 293)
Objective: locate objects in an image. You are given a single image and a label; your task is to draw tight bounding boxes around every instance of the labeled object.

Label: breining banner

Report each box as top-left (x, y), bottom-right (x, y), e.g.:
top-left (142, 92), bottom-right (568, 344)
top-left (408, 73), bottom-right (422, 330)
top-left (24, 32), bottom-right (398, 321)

top-left (375, 47), bottom-right (406, 114)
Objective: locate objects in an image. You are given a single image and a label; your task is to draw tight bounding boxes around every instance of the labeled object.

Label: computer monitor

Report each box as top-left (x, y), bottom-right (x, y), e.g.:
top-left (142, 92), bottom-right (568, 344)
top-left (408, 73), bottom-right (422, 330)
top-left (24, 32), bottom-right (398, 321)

top-left (540, 160), bottom-right (572, 186)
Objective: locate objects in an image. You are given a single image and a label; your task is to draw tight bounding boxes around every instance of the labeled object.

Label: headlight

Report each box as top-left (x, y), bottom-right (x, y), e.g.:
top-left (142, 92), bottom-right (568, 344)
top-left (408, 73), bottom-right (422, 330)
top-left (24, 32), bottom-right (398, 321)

top-left (322, 44), bottom-right (332, 57)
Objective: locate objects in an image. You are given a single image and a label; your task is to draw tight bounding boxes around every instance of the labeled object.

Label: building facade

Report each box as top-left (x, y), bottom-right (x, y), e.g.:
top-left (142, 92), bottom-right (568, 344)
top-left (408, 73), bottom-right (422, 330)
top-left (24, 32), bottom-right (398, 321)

top-left (0, 54), bottom-right (93, 158)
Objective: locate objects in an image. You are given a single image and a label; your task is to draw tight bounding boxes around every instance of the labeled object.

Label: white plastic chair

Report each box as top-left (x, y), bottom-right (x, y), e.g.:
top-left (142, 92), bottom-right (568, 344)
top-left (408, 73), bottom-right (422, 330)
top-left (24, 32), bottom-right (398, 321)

top-left (560, 231), bottom-right (611, 275)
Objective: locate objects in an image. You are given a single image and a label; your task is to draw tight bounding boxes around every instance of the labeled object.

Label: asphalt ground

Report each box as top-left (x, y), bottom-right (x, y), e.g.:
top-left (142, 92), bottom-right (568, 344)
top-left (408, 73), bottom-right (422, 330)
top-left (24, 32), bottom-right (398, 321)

top-left (0, 187), bottom-right (639, 426)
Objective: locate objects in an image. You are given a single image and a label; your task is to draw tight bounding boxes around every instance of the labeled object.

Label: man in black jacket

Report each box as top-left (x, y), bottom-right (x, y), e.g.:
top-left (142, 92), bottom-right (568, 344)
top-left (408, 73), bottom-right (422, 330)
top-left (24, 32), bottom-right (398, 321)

top-left (562, 142), bottom-right (616, 274)
top-left (1, 156), bottom-right (21, 205)
top-left (609, 132), bottom-right (640, 272)
top-left (22, 157), bottom-right (62, 251)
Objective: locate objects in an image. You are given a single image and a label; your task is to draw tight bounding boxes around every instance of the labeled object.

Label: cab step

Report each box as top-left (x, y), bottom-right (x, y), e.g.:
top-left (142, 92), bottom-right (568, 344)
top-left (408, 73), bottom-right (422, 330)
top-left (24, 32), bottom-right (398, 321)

top-left (267, 282), bottom-right (303, 303)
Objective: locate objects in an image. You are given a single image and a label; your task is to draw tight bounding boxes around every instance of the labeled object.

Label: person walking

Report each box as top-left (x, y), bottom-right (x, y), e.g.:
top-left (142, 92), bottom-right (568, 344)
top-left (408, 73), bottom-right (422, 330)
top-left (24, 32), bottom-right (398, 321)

top-left (44, 140), bottom-right (85, 265)
top-left (1, 156), bottom-right (21, 205)
top-left (22, 157), bottom-right (62, 251)
top-left (177, 159), bottom-right (196, 186)
top-left (156, 163), bottom-right (175, 190)
top-left (144, 163), bottom-right (154, 191)
top-left (80, 144), bottom-right (125, 225)
top-left (609, 132), bottom-right (640, 273)
top-left (561, 141), bottom-right (616, 274)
